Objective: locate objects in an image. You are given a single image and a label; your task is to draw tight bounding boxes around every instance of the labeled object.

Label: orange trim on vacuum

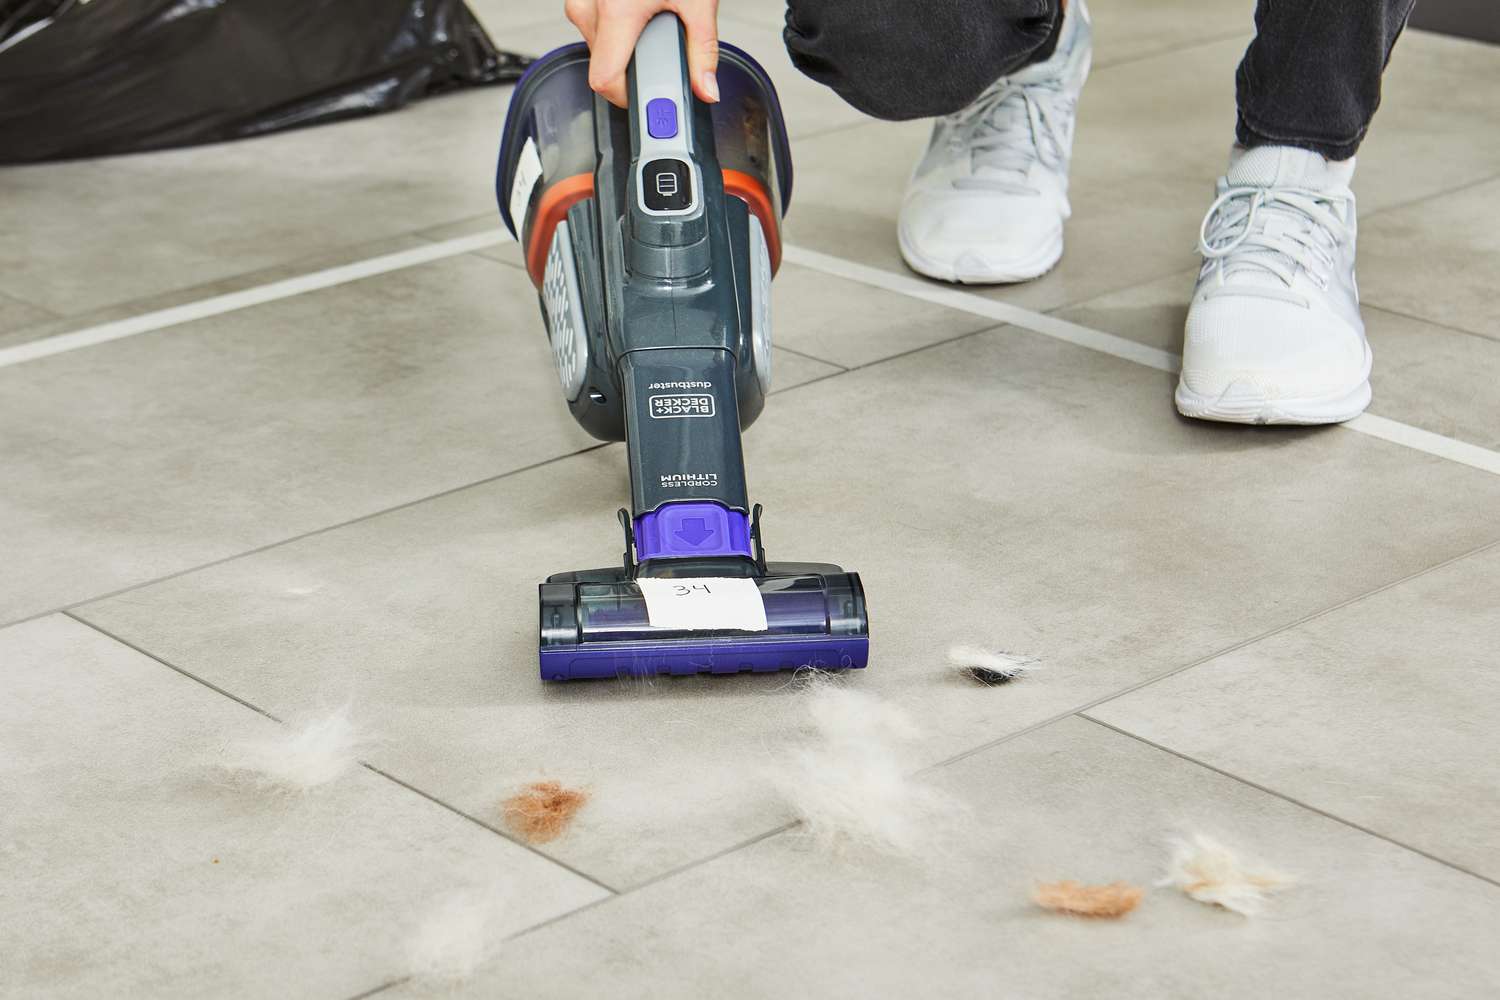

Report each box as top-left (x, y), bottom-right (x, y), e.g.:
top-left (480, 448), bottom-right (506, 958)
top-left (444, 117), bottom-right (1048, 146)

top-left (721, 169), bottom-right (782, 275)
top-left (524, 173), bottom-right (596, 286)
top-left (522, 169), bottom-right (783, 287)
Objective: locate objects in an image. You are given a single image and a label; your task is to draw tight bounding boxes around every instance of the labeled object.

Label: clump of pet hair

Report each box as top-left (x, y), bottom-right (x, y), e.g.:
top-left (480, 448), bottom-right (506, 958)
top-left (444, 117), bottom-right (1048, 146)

top-left (1032, 880), bottom-right (1144, 918)
top-left (501, 781), bottom-right (589, 843)
top-left (947, 645), bottom-right (1041, 685)
top-left (1160, 833), bottom-right (1292, 916)
top-left (405, 889), bottom-right (508, 986)
top-left (771, 671), bottom-right (959, 856)
top-left (217, 705), bottom-right (362, 792)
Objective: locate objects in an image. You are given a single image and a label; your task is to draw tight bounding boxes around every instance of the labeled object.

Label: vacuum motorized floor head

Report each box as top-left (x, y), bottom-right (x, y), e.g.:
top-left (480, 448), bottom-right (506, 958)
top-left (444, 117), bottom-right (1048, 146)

top-left (497, 14), bottom-right (868, 681)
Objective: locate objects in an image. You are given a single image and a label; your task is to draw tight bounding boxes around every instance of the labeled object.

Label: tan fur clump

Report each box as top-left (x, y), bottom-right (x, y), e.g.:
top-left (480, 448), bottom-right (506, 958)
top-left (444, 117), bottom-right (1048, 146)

top-left (1032, 880), bottom-right (1144, 918)
top-left (501, 781), bottom-right (588, 843)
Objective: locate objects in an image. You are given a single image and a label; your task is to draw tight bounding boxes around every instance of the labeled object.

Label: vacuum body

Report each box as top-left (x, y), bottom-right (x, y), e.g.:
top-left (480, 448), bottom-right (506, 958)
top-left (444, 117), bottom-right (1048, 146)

top-left (497, 17), bottom-right (868, 680)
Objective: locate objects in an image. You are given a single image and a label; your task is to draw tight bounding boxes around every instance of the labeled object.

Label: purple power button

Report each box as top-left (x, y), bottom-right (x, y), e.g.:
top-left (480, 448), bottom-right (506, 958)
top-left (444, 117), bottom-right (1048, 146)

top-left (646, 98), bottom-right (678, 139)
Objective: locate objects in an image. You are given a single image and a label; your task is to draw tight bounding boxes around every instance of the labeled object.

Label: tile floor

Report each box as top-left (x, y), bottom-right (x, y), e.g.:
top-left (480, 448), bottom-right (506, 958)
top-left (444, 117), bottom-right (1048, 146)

top-left (3, 2), bottom-right (1498, 997)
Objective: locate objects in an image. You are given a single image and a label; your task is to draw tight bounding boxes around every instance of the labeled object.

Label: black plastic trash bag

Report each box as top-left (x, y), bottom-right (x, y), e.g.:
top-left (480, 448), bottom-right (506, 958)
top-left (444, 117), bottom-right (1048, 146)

top-left (0, 0), bottom-right (529, 163)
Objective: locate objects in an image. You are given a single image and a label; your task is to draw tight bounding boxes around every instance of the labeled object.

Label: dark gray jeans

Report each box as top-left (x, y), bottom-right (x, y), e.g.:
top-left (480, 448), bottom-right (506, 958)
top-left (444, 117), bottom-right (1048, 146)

top-left (783, 0), bottom-right (1417, 160)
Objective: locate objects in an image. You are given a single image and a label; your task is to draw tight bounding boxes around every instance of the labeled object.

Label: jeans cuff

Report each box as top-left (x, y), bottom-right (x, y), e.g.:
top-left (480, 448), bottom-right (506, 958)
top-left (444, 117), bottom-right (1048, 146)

top-left (1236, 112), bottom-right (1363, 162)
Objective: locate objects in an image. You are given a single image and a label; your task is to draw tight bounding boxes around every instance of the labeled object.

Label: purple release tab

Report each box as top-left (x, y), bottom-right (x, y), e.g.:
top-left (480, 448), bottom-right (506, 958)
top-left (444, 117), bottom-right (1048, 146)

top-left (634, 501), bottom-right (751, 561)
top-left (645, 97), bottom-right (678, 139)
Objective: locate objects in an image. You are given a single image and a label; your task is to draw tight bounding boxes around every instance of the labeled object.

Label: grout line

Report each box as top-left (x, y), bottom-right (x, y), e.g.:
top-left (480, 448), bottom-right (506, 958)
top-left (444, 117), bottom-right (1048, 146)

top-left (345, 978), bottom-right (411, 1000)
top-left (927, 534), bottom-right (1500, 773)
top-left (774, 343), bottom-right (850, 371)
top-left (65, 612), bottom-right (284, 723)
top-left (0, 230), bottom-right (511, 369)
top-left (360, 763), bottom-right (619, 895)
top-left (2, 317), bottom-right (993, 633)
top-left (1079, 715), bottom-right (1500, 889)
top-left (1365, 170), bottom-right (1500, 218)
top-left (14, 225), bottom-right (1498, 482)
top-left (0, 442), bottom-right (611, 633)
top-left (1086, 28), bottom-right (1251, 72)
top-left (781, 243), bottom-right (1500, 477)
top-left (1362, 301), bottom-right (1500, 347)
top-left (784, 243), bottom-right (1183, 372)
top-left (1344, 412), bottom-right (1500, 475)
top-left (621, 822), bottom-right (799, 893)
top-left (64, 610), bottom-right (621, 897)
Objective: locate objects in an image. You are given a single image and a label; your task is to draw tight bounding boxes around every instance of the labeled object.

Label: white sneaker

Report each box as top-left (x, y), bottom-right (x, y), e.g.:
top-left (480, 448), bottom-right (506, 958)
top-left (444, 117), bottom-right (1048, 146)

top-left (1176, 145), bottom-right (1372, 425)
top-left (897, 0), bottom-right (1092, 284)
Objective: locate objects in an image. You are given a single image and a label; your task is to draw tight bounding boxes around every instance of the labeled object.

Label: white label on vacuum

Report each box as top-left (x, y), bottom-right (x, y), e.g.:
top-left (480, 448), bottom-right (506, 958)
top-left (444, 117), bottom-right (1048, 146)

top-left (508, 137), bottom-right (544, 231)
top-left (636, 577), bottom-right (768, 632)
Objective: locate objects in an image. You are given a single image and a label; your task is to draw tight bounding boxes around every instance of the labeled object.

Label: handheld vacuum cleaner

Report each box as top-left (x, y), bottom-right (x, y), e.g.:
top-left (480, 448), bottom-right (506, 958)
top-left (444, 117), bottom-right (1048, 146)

top-left (496, 14), bottom-right (870, 681)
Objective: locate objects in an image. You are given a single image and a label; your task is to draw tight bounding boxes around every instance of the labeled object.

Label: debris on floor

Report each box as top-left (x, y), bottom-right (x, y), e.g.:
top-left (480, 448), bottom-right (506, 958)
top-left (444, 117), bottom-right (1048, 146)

top-left (1032, 880), bottom-right (1145, 919)
top-left (1160, 833), bottom-right (1292, 916)
top-left (217, 706), bottom-right (360, 792)
top-left (947, 645), bottom-right (1041, 685)
top-left (405, 889), bottom-right (507, 986)
top-left (771, 672), bottom-right (958, 856)
top-left (501, 781), bottom-right (589, 843)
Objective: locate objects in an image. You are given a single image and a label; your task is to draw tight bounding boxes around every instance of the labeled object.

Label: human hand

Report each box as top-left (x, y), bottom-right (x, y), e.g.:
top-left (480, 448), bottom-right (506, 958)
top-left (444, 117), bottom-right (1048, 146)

top-left (563, 0), bottom-right (720, 108)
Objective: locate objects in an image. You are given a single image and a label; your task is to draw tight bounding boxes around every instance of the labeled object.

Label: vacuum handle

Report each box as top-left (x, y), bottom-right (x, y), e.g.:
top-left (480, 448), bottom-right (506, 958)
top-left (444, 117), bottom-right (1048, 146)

top-left (625, 12), bottom-right (709, 252)
top-left (630, 13), bottom-right (692, 145)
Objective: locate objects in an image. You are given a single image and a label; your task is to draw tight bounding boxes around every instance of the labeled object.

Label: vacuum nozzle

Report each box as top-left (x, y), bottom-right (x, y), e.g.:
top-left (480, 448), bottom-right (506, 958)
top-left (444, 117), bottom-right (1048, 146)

top-left (539, 565), bottom-right (868, 681)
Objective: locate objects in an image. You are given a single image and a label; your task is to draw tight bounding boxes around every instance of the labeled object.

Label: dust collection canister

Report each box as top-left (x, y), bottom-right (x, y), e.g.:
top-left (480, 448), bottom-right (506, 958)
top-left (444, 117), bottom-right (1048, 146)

top-left (495, 40), bottom-right (794, 288)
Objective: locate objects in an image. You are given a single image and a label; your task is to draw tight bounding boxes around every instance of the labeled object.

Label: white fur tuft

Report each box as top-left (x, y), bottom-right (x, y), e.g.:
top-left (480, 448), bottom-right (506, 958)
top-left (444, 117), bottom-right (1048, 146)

top-left (405, 890), bottom-right (506, 985)
top-left (218, 706), bottom-right (361, 792)
top-left (771, 673), bottom-right (957, 855)
top-left (946, 644), bottom-right (1041, 680)
top-left (1160, 833), bottom-right (1293, 916)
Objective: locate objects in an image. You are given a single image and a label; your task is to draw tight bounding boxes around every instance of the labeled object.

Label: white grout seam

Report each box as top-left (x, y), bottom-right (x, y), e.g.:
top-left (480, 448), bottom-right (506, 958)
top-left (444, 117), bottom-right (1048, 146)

top-left (3, 225), bottom-right (1498, 479)
top-left (0, 230), bottom-right (511, 369)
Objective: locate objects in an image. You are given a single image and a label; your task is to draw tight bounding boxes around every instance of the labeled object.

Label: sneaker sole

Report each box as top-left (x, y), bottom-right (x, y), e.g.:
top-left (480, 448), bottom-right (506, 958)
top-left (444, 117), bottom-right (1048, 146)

top-left (897, 226), bottom-right (1064, 285)
top-left (1174, 345), bottom-right (1374, 425)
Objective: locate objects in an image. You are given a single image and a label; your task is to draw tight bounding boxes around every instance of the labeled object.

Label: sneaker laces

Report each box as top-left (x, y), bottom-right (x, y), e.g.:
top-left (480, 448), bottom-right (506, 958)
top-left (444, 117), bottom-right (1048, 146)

top-left (948, 77), bottom-right (1074, 196)
top-left (1198, 185), bottom-right (1351, 292)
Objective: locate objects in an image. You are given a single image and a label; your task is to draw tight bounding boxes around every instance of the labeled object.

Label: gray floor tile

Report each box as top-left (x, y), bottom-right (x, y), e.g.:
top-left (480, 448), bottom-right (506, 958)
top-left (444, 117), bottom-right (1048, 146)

top-left (76, 326), bottom-right (1500, 890)
top-left (1358, 30), bottom-right (1500, 214)
top-left (0, 614), bottom-right (606, 1000)
top-left (0, 233), bottom-right (438, 352)
top-left (1359, 177), bottom-right (1500, 341)
top-left (770, 262), bottom-right (999, 367)
top-left (719, 0), bottom-right (788, 32)
top-left (0, 86), bottom-right (514, 317)
top-left (768, 346), bottom-right (845, 388)
top-left (1055, 272), bottom-right (1500, 450)
top-left (1088, 0), bottom-right (1250, 68)
top-left (1070, 31), bottom-right (1500, 216)
top-left (0, 253), bottom-right (597, 624)
top-left (412, 215), bottom-right (526, 268)
top-left (1089, 543), bottom-right (1500, 882)
top-left (786, 117), bottom-right (1224, 312)
top-left (467, 0), bottom-right (573, 36)
top-left (0, 291), bottom-right (56, 346)
top-left (378, 717), bottom-right (1500, 1000)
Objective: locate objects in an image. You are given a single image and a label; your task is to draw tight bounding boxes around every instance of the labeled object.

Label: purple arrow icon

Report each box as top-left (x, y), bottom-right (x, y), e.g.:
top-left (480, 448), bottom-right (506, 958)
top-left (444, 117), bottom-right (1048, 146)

top-left (674, 517), bottom-right (715, 546)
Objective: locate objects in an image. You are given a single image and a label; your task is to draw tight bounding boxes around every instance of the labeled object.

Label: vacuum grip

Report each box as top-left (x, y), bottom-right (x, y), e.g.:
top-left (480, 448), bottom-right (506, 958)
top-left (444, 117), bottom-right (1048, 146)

top-left (626, 12), bottom-right (709, 261)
